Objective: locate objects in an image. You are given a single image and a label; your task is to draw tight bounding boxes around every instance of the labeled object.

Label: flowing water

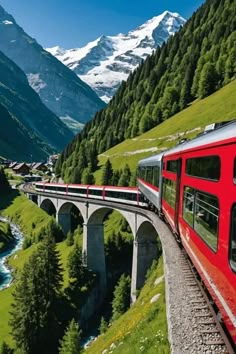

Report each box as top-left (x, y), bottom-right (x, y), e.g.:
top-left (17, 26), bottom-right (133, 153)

top-left (0, 216), bottom-right (23, 290)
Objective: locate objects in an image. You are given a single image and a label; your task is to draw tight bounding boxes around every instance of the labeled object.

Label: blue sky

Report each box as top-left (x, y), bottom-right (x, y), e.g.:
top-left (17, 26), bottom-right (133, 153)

top-left (0, 0), bottom-right (205, 48)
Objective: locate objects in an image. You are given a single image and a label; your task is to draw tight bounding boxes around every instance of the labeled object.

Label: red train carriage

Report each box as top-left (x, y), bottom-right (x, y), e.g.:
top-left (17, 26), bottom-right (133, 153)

top-left (137, 121), bottom-right (236, 345)
top-left (34, 182), bottom-right (147, 207)
top-left (162, 123), bottom-right (236, 343)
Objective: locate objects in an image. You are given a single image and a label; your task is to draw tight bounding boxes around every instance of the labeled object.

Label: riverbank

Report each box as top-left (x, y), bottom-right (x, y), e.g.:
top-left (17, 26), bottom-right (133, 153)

top-left (0, 217), bottom-right (23, 290)
top-left (0, 220), bottom-right (14, 252)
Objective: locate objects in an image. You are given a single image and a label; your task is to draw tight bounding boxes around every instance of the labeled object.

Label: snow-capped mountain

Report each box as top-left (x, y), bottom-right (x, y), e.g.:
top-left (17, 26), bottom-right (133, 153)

top-left (47, 11), bottom-right (186, 103)
top-left (0, 5), bottom-right (105, 134)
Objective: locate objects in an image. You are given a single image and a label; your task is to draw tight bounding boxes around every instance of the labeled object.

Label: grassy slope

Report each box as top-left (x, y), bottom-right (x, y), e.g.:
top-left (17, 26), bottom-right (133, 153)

top-left (84, 257), bottom-right (169, 354)
top-left (95, 80), bottom-right (236, 182)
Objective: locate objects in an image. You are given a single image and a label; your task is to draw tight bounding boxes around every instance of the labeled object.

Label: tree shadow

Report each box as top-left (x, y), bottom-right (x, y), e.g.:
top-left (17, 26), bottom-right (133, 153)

top-left (0, 190), bottom-right (20, 211)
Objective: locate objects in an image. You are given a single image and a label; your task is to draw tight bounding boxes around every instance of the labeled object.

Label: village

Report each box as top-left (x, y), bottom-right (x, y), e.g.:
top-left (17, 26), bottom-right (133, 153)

top-left (0, 154), bottom-right (59, 183)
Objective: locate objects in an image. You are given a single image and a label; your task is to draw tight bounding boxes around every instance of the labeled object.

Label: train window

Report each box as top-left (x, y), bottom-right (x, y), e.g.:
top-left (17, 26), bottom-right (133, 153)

top-left (229, 205), bottom-right (236, 272)
top-left (194, 191), bottom-right (219, 252)
top-left (146, 167), bottom-right (153, 184)
top-left (153, 166), bottom-right (160, 188)
top-left (162, 178), bottom-right (176, 208)
top-left (89, 189), bottom-right (103, 196)
top-left (68, 188), bottom-right (87, 195)
top-left (183, 187), bottom-right (195, 227)
top-left (166, 160), bottom-right (177, 173)
top-left (186, 155), bottom-right (220, 181)
top-left (182, 187), bottom-right (219, 252)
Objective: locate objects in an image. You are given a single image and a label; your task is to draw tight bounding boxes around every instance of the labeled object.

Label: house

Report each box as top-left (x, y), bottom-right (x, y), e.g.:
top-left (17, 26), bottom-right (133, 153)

top-left (9, 161), bottom-right (18, 169)
top-left (12, 163), bottom-right (31, 175)
top-left (32, 162), bottom-right (47, 172)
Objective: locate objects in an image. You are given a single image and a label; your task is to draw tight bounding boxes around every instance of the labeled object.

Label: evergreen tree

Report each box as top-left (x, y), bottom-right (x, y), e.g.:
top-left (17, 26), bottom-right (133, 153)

top-left (67, 243), bottom-right (86, 285)
top-left (111, 170), bottom-right (121, 186)
top-left (66, 231), bottom-right (74, 246)
top-left (112, 274), bottom-right (131, 321)
top-left (71, 167), bottom-right (81, 184)
top-left (198, 62), bottom-right (218, 98)
top-left (118, 164), bottom-right (131, 187)
top-left (0, 167), bottom-right (11, 194)
top-left (99, 316), bottom-right (108, 334)
top-left (59, 319), bottom-right (81, 354)
top-left (10, 233), bottom-right (63, 354)
top-left (0, 342), bottom-right (13, 354)
top-left (130, 169), bottom-right (137, 187)
top-left (101, 159), bottom-right (113, 186)
top-left (81, 164), bottom-right (95, 185)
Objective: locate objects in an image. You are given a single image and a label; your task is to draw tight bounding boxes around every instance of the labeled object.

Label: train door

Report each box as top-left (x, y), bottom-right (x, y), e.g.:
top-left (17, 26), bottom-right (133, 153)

top-left (162, 157), bottom-right (182, 234)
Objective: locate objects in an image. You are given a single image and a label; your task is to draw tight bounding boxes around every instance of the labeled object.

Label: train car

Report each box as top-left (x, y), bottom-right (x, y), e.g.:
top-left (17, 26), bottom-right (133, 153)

top-left (35, 182), bottom-right (147, 207)
top-left (35, 181), bottom-right (68, 194)
top-left (102, 185), bottom-right (147, 207)
top-left (137, 120), bottom-right (236, 345)
top-left (137, 152), bottom-right (164, 212)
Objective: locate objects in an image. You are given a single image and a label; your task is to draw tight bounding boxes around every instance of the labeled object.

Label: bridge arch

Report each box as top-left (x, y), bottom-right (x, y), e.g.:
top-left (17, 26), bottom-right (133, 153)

top-left (84, 207), bottom-right (160, 302)
top-left (131, 221), bottom-right (159, 302)
top-left (57, 201), bottom-right (84, 235)
top-left (40, 198), bottom-right (56, 217)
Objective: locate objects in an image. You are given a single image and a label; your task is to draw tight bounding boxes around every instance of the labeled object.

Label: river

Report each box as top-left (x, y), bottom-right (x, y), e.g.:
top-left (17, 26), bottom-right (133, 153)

top-left (0, 216), bottom-right (23, 290)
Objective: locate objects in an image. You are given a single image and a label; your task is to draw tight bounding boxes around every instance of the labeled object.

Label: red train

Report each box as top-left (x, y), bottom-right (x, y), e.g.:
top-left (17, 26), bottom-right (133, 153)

top-left (35, 183), bottom-right (147, 207)
top-left (138, 120), bottom-right (236, 346)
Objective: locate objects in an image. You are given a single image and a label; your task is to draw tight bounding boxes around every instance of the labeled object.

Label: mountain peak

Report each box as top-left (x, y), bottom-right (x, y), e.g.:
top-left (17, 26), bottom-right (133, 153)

top-left (47, 11), bottom-right (186, 103)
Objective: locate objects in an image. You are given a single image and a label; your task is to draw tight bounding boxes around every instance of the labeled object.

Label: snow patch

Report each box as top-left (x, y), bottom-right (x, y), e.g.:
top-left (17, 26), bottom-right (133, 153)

top-left (27, 73), bottom-right (47, 93)
top-left (2, 20), bottom-right (13, 25)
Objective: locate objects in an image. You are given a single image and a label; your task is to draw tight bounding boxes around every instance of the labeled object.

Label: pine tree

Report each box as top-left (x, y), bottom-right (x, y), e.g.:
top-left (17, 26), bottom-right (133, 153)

top-left (0, 167), bottom-right (11, 194)
top-left (198, 62), bottom-right (218, 98)
top-left (111, 170), bottom-right (121, 186)
top-left (101, 159), bottom-right (113, 186)
top-left (112, 274), bottom-right (131, 321)
top-left (59, 319), bottom-right (81, 354)
top-left (66, 231), bottom-right (74, 246)
top-left (10, 233), bottom-right (63, 354)
top-left (81, 164), bottom-right (95, 185)
top-left (0, 342), bottom-right (13, 354)
top-left (99, 316), bottom-right (108, 334)
top-left (67, 243), bottom-right (86, 285)
top-left (118, 164), bottom-right (131, 187)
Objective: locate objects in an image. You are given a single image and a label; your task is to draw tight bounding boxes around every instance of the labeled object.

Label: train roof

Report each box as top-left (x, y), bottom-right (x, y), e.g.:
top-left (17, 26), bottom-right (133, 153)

top-left (163, 120), bottom-right (236, 157)
top-left (138, 151), bottom-right (164, 167)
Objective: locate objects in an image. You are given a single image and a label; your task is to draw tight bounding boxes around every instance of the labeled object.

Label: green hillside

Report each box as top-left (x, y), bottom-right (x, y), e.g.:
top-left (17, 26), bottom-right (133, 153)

top-left (95, 79), bottom-right (236, 182)
top-left (56, 0), bottom-right (236, 183)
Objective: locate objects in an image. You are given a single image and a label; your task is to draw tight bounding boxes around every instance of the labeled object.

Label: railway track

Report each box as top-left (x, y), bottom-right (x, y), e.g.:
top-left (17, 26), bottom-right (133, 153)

top-left (178, 250), bottom-right (235, 354)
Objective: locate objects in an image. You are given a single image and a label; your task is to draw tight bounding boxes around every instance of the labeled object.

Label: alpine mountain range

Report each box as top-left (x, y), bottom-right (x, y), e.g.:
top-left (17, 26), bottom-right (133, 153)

top-left (47, 11), bottom-right (186, 103)
top-left (0, 4), bottom-right (185, 160)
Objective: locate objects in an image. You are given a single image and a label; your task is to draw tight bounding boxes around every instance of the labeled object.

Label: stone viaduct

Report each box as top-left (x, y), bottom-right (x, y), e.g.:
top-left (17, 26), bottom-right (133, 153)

top-left (34, 193), bottom-right (159, 303)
